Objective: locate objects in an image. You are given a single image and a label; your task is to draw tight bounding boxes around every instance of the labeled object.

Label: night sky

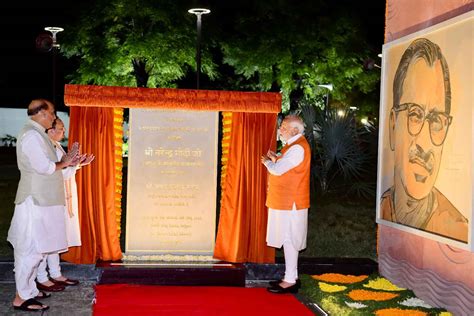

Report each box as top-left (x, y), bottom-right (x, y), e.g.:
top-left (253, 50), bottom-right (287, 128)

top-left (0, 0), bottom-right (385, 110)
top-left (0, 1), bottom-right (94, 109)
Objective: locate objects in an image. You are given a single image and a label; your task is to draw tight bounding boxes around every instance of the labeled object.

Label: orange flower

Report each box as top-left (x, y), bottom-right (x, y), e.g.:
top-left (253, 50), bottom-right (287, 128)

top-left (311, 273), bottom-right (368, 284)
top-left (375, 308), bottom-right (428, 316)
top-left (347, 289), bottom-right (399, 301)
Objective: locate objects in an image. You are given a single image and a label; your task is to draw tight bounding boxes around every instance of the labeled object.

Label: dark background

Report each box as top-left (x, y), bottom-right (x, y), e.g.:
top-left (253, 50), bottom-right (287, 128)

top-left (0, 0), bottom-right (385, 110)
top-left (0, 1), bottom-right (94, 109)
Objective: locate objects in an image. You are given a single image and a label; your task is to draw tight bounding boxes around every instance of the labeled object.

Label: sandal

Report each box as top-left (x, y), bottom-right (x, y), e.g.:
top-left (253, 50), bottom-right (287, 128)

top-left (13, 298), bottom-right (49, 312)
top-left (36, 280), bottom-right (65, 292)
top-left (35, 291), bottom-right (51, 299)
top-left (50, 277), bottom-right (80, 286)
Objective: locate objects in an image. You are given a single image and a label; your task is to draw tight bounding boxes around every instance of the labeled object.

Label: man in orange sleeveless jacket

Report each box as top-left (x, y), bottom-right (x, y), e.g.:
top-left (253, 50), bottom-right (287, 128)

top-left (261, 115), bottom-right (311, 294)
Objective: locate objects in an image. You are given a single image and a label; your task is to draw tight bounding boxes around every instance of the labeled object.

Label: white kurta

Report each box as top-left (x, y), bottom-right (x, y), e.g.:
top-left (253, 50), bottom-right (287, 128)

top-left (37, 142), bottom-right (82, 284)
top-left (55, 143), bottom-right (81, 247)
top-left (7, 130), bottom-right (68, 254)
top-left (264, 134), bottom-right (308, 251)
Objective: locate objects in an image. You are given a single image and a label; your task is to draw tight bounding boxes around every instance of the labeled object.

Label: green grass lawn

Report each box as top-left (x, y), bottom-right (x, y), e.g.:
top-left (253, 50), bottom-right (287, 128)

top-left (0, 148), bottom-right (377, 261)
top-left (301, 199), bottom-right (377, 260)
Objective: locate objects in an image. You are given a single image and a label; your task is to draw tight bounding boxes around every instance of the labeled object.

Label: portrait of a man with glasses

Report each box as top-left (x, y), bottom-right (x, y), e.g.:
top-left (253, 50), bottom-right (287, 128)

top-left (380, 38), bottom-right (468, 243)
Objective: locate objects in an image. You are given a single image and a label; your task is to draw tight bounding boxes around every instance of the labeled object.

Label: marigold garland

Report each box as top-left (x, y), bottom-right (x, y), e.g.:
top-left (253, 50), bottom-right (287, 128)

top-left (311, 273), bottom-right (368, 284)
top-left (375, 308), bottom-right (428, 316)
top-left (318, 282), bottom-right (347, 293)
top-left (363, 277), bottom-right (406, 291)
top-left (347, 289), bottom-right (399, 301)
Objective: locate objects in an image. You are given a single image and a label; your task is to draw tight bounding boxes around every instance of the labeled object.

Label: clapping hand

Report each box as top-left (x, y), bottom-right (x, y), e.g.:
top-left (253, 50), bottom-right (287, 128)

top-left (266, 150), bottom-right (277, 163)
top-left (74, 144), bottom-right (95, 167)
top-left (80, 154), bottom-right (95, 166)
top-left (61, 142), bottom-right (81, 167)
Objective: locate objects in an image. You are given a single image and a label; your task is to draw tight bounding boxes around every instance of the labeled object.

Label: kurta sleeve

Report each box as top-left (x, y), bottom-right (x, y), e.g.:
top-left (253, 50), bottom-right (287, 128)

top-left (264, 144), bottom-right (304, 176)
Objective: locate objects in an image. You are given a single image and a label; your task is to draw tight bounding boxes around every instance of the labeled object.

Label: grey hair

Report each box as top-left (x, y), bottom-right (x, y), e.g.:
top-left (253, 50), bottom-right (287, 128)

top-left (284, 114), bottom-right (305, 134)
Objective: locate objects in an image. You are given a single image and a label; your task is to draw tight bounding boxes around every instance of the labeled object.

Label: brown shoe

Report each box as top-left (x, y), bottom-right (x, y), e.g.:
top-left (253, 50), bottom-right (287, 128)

top-left (50, 277), bottom-right (80, 286)
top-left (36, 281), bottom-right (65, 292)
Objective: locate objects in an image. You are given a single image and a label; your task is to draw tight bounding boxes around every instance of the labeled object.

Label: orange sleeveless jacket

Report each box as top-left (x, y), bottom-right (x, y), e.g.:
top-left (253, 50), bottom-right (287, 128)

top-left (265, 135), bottom-right (311, 210)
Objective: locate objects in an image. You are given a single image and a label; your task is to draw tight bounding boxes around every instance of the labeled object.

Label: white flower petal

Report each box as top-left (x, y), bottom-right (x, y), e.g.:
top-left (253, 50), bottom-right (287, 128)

top-left (344, 301), bottom-right (367, 309)
top-left (399, 297), bottom-right (433, 309)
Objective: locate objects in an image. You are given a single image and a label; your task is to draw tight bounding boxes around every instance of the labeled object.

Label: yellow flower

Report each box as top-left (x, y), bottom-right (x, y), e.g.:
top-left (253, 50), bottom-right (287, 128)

top-left (439, 313), bottom-right (453, 316)
top-left (312, 273), bottom-right (368, 284)
top-left (375, 308), bottom-right (428, 316)
top-left (363, 277), bottom-right (405, 291)
top-left (347, 289), bottom-right (399, 301)
top-left (321, 297), bottom-right (352, 316)
top-left (318, 282), bottom-right (347, 293)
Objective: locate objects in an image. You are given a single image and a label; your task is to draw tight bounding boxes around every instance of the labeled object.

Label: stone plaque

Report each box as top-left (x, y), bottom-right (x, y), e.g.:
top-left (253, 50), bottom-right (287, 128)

top-left (126, 109), bottom-right (218, 255)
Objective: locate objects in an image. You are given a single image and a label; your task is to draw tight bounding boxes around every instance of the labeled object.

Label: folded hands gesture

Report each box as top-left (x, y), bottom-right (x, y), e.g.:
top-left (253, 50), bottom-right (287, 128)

top-left (60, 142), bottom-right (95, 168)
top-left (261, 150), bottom-right (277, 164)
top-left (61, 142), bottom-right (81, 167)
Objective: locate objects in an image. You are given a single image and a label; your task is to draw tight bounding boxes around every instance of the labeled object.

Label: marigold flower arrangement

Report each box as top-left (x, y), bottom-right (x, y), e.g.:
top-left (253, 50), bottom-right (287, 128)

top-left (318, 282), bottom-right (347, 293)
top-left (121, 254), bottom-right (217, 262)
top-left (363, 277), bottom-right (406, 291)
top-left (347, 289), bottom-right (399, 301)
top-left (375, 308), bottom-right (428, 316)
top-left (311, 273), bottom-right (368, 284)
top-left (300, 273), bottom-right (452, 316)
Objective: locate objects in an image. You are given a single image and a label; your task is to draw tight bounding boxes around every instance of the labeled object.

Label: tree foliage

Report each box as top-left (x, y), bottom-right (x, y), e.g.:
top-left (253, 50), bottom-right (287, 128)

top-left (215, 1), bottom-right (381, 113)
top-left (60, 0), bottom-right (218, 87)
top-left (60, 0), bottom-right (381, 116)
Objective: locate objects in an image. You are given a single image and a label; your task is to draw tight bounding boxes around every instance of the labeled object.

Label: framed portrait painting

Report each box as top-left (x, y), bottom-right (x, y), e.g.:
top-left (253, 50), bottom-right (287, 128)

top-left (376, 11), bottom-right (473, 251)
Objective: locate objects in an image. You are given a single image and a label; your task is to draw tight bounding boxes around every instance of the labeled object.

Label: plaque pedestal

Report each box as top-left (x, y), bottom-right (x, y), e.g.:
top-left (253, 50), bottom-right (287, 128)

top-left (97, 261), bottom-right (246, 287)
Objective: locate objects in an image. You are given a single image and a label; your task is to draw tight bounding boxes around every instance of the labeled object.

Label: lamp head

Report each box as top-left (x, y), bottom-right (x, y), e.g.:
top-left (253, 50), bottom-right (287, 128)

top-left (44, 27), bottom-right (64, 48)
top-left (318, 84), bottom-right (333, 91)
top-left (188, 8), bottom-right (211, 16)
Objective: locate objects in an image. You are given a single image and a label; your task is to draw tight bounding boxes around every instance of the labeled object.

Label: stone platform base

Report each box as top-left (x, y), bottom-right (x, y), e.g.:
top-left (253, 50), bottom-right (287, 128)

top-left (0, 257), bottom-right (378, 285)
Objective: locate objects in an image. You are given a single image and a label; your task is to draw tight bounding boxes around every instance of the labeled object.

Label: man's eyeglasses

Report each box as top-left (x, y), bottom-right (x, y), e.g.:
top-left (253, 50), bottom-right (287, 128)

top-left (394, 103), bottom-right (452, 146)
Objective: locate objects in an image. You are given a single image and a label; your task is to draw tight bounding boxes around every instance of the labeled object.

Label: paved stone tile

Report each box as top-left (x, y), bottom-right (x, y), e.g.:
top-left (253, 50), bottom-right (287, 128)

top-left (0, 281), bottom-right (95, 315)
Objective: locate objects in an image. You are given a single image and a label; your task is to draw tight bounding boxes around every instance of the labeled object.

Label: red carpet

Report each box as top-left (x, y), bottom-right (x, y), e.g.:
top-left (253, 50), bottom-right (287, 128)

top-left (93, 284), bottom-right (314, 315)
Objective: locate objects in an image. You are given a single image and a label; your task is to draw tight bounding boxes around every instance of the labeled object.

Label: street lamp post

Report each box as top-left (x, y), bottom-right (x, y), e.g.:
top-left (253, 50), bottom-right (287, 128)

top-left (188, 8), bottom-right (210, 89)
top-left (317, 84), bottom-right (333, 114)
top-left (44, 27), bottom-right (64, 106)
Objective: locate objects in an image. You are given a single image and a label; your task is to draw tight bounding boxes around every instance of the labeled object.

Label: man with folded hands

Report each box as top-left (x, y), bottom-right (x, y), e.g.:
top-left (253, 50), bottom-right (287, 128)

top-left (7, 99), bottom-right (81, 312)
top-left (261, 114), bottom-right (311, 294)
top-left (35, 117), bottom-right (94, 293)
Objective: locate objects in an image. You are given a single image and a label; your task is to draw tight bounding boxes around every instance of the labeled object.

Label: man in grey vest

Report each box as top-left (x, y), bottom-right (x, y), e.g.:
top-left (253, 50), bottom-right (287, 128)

top-left (7, 99), bottom-right (81, 312)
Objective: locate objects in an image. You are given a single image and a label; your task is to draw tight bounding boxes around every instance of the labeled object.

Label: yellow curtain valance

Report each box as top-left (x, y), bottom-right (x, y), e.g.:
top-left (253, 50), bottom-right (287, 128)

top-left (64, 84), bottom-right (281, 113)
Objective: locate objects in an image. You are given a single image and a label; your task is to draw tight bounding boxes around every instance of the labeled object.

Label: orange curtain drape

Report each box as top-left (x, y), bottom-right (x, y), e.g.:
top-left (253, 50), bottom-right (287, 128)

top-left (63, 84), bottom-right (281, 264)
top-left (214, 112), bottom-right (277, 263)
top-left (65, 84), bottom-right (281, 113)
top-left (61, 106), bottom-right (123, 263)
